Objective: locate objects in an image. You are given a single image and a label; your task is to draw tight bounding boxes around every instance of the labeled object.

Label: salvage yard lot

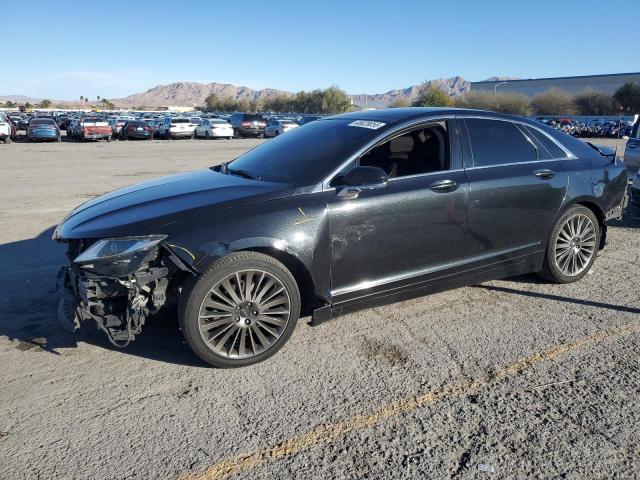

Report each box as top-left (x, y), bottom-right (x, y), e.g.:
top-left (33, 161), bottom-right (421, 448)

top-left (1, 137), bottom-right (639, 479)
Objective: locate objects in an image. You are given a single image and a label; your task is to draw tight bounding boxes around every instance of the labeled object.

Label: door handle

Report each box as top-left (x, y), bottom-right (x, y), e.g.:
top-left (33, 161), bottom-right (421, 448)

top-left (429, 179), bottom-right (458, 192)
top-left (337, 187), bottom-right (361, 200)
top-left (533, 169), bottom-right (555, 179)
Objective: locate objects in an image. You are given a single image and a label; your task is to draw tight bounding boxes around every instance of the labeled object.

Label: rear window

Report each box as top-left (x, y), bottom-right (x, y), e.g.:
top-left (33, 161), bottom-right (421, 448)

top-left (522, 125), bottom-right (567, 159)
top-left (172, 118), bottom-right (191, 124)
top-left (30, 119), bottom-right (55, 125)
top-left (211, 119), bottom-right (229, 124)
top-left (243, 114), bottom-right (265, 122)
top-left (227, 118), bottom-right (382, 184)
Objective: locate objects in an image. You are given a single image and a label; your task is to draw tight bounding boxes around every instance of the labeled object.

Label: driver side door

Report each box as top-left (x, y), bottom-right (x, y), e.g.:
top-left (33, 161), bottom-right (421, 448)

top-left (324, 119), bottom-right (469, 305)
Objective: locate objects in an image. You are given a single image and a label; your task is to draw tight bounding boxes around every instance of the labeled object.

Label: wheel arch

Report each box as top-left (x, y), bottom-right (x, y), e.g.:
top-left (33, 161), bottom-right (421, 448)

top-left (553, 198), bottom-right (607, 250)
top-left (238, 246), bottom-right (321, 317)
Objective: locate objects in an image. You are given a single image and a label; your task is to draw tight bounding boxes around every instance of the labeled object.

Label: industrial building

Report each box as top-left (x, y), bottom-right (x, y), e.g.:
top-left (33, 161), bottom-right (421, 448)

top-left (471, 72), bottom-right (640, 97)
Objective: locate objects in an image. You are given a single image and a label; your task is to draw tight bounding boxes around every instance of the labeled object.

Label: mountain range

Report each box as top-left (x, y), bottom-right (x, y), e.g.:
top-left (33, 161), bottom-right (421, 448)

top-left (0, 76), bottom-right (509, 108)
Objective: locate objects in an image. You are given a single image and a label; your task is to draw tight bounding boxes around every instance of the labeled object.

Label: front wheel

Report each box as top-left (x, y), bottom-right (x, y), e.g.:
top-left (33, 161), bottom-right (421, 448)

top-left (179, 251), bottom-right (301, 368)
top-left (540, 205), bottom-right (600, 283)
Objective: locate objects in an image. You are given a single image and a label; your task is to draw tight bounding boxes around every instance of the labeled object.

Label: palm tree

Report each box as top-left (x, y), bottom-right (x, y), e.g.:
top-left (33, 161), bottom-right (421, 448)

top-left (97, 95), bottom-right (101, 103)
top-left (80, 95), bottom-right (84, 102)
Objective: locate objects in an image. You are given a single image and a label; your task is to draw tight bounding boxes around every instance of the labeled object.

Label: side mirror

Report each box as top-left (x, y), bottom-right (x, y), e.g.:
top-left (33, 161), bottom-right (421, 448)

top-left (338, 166), bottom-right (388, 199)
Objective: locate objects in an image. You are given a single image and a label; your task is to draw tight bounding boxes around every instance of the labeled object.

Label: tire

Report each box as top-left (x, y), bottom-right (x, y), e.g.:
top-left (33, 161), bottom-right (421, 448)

top-left (56, 135), bottom-right (61, 143)
top-left (275, 130), bottom-right (280, 136)
top-left (228, 136), bottom-right (232, 140)
top-left (179, 251), bottom-right (301, 368)
top-left (4, 136), bottom-right (11, 144)
top-left (107, 135), bottom-right (112, 142)
top-left (205, 131), bottom-right (210, 139)
top-left (540, 205), bottom-right (600, 283)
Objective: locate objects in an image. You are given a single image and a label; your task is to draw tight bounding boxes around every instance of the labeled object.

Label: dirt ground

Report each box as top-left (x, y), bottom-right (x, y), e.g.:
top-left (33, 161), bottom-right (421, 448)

top-left (0, 135), bottom-right (639, 479)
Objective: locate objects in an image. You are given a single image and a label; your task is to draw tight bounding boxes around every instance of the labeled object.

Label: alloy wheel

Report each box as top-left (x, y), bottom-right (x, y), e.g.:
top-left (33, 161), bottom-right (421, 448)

top-left (553, 213), bottom-right (597, 277)
top-left (197, 269), bottom-right (291, 359)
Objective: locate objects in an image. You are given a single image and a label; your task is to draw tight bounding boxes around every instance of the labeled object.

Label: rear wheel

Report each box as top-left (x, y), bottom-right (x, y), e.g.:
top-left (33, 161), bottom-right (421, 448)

top-left (540, 205), bottom-right (600, 283)
top-left (205, 130), bottom-right (210, 139)
top-left (180, 251), bottom-right (300, 368)
top-left (4, 136), bottom-right (11, 144)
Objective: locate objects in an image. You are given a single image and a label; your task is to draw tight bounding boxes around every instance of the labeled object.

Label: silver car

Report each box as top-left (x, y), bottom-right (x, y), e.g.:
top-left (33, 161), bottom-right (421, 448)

top-left (623, 115), bottom-right (640, 177)
top-left (630, 170), bottom-right (640, 205)
top-left (264, 119), bottom-right (299, 138)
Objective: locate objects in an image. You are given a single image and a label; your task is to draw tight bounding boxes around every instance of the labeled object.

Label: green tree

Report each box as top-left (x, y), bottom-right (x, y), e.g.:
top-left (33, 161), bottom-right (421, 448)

top-left (320, 86), bottom-right (351, 113)
top-left (574, 91), bottom-right (617, 115)
top-left (530, 88), bottom-right (575, 115)
top-left (412, 86), bottom-right (453, 107)
top-left (389, 97), bottom-right (411, 108)
top-left (204, 93), bottom-right (222, 111)
top-left (24, 102), bottom-right (32, 110)
top-left (80, 96), bottom-right (84, 102)
top-left (4, 100), bottom-right (15, 108)
top-left (40, 99), bottom-right (52, 109)
top-left (613, 81), bottom-right (640, 114)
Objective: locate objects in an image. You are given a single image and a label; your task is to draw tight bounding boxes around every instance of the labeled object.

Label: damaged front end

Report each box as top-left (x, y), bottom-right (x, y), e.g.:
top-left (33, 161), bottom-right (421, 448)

top-left (56, 235), bottom-right (190, 347)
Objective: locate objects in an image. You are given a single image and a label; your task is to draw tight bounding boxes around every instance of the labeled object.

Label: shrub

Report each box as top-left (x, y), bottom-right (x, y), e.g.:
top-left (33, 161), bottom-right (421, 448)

top-left (389, 97), bottom-right (411, 108)
top-left (574, 91), bottom-right (617, 115)
top-left (412, 86), bottom-right (453, 107)
top-left (613, 81), bottom-right (640, 114)
top-left (530, 88), bottom-right (575, 115)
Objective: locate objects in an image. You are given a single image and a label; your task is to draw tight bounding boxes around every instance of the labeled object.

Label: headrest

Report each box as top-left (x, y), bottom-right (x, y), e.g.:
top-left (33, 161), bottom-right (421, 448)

top-left (389, 136), bottom-right (414, 153)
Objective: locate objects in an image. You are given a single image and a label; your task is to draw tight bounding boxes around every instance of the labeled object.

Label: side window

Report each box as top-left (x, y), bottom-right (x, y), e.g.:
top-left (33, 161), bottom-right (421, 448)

top-left (359, 122), bottom-right (451, 179)
top-left (522, 125), bottom-right (567, 159)
top-left (465, 119), bottom-right (537, 167)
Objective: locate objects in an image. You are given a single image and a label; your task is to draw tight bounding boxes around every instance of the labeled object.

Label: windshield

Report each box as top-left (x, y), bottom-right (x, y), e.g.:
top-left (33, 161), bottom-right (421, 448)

top-left (172, 118), bottom-right (191, 124)
top-left (227, 118), bottom-right (382, 184)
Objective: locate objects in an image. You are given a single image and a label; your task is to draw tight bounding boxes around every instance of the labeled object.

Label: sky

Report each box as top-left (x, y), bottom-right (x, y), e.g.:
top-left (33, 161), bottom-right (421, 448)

top-left (2, 0), bottom-right (638, 100)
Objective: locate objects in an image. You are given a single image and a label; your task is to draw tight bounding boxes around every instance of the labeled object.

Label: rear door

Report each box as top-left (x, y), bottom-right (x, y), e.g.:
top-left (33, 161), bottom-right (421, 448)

top-left (461, 117), bottom-right (570, 267)
top-left (624, 117), bottom-right (640, 177)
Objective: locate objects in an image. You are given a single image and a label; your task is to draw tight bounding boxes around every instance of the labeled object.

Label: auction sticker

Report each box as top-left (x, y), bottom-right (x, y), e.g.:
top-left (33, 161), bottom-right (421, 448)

top-left (347, 120), bottom-right (386, 130)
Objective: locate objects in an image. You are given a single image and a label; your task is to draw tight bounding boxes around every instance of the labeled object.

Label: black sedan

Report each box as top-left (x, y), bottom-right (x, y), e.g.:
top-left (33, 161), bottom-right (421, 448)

top-left (120, 120), bottom-right (153, 140)
top-left (53, 108), bottom-right (628, 368)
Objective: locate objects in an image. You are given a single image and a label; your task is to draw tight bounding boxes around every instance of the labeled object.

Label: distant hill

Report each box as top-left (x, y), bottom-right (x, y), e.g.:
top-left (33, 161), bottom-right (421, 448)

top-left (480, 76), bottom-right (522, 82)
top-left (112, 82), bottom-right (292, 108)
top-left (0, 95), bottom-right (43, 104)
top-left (2, 76), bottom-right (478, 109)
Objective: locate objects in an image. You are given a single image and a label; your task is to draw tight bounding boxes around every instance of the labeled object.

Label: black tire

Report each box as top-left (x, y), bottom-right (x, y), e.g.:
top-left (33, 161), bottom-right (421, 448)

top-left (275, 130), bottom-right (280, 136)
top-left (205, 131), bottom-right (210, 139)
top-left (540, 205), bottom-right (600, 283)
top-left (228, 136), bottom-right (232, 140)
top-left (122, 132), bottom-right (128, 140)
top-left (107, 135), bottom-right (112, 142)
top-left (179, 251), bottom-right (301, 368)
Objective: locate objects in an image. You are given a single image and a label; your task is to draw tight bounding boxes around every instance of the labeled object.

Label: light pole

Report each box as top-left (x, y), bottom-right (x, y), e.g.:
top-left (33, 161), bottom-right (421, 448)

top-left (494, 81), bottom-right (507, 108)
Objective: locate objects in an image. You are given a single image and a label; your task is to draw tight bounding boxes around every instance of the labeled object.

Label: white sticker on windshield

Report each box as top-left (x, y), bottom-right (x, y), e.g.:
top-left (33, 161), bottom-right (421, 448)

top-left (347, 120), bottom-right (386, 130)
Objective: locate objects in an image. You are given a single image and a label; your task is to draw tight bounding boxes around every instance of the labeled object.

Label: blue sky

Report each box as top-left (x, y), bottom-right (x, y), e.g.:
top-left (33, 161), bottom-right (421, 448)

top-left (3, 0), bottom-right (638, 99)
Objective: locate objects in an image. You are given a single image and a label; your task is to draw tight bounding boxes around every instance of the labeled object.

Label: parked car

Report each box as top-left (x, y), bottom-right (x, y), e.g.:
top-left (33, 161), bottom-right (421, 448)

top-left (27, 117), bottom-right (61, 142)
top-left (17, 117), bottom-right (30, 131)
top-left (107, 118), bottom-right (128, 138)
top-left (229, 113), bottom-right (266, 138)
top-left (264, 119), bottom-right (299, 138)
top-left (121, 120), bottom-right (153, 140)
top-left (57, 116), bottom-right (71, 130)
top-left (9, 115), bottom-right (24, 130)
top-left (630, 170), bottom-right (640, 205)
top-left (75, 117), bottom-right (112, 141)
top-left (158, 117), bottom-right (195, 139)
top-left (5, 115), bottom-right (18, 141)
top-left (190, 117), bottom-right (204, 126)
top-left (144, 119), bottom-right (162, 137)
top-left (0, 113), bottom-right (13, 143)
top-left (194, 118), bottom-right (234, 139)
top-left (623, 116), bottom-right (640, 178)
top-left (67, 118), bottom-right (81, 139)
top-left (53, 108), bottom-right (629, 368)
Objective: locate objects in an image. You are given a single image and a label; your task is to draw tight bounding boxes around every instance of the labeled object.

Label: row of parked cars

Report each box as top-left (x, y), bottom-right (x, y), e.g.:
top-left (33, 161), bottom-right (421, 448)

top-left (1, 110), bottom-right (308, 143)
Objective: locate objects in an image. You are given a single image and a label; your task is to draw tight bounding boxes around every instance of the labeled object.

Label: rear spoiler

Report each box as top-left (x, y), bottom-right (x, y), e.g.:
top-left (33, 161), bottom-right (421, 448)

top-left (585, 142), bottom-right (616, 161)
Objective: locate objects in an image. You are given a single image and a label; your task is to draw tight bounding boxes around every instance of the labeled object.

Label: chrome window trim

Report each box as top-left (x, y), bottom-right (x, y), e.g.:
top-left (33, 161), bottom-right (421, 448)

top-left (464, 158), bottom-right (562, 171)
top-left (316, 115), bottom-right (457, 193)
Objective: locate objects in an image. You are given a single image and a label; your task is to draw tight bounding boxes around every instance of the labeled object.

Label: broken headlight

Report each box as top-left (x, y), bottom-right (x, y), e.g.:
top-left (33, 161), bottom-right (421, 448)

top-left (74, 235), bottom-right (167, 277)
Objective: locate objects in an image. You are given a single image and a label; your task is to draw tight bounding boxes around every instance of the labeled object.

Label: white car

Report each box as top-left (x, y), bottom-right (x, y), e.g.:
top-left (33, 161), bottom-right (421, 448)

top-left (0, 113), bottom-right (13, 143)
top-left (265, 119), bottom-right (299, 137)
top-left (158, 117), bottom-right (196, 139)
top-left (194, 119), bottom-right (234, 139)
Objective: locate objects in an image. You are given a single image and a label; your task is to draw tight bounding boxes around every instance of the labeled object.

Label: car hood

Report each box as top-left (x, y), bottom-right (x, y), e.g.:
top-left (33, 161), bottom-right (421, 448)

top-left (55, 169), bottom-right (294, 239)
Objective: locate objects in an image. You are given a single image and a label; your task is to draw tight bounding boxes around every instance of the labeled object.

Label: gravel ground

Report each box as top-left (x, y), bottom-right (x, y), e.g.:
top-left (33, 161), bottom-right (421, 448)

top-left (0, 135), bottom-right (638, 479)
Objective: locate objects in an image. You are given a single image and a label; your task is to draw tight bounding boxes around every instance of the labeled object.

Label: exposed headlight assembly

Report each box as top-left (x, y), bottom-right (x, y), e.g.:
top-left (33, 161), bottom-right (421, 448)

top-left (74, 235), bottom-right (167, 277)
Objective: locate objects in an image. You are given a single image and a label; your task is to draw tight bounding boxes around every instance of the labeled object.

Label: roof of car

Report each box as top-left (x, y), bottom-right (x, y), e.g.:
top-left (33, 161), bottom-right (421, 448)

top-left (329, 107), bottom-right (525, 125)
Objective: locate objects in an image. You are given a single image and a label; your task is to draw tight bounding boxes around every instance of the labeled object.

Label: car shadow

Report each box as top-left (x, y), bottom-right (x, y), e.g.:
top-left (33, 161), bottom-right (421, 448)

top-left (0, 226), bottom-right (206, 367)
